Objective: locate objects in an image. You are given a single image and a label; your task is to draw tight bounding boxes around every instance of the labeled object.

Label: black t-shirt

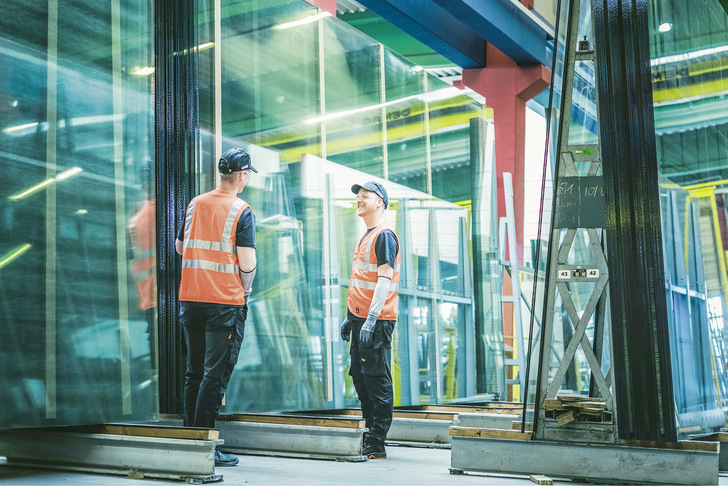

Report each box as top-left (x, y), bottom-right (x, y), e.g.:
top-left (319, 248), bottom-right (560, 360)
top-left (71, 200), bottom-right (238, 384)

top-left (362, 227), bottom-right (399, 269)
top-left (177, 207), bottom-right (255, 248)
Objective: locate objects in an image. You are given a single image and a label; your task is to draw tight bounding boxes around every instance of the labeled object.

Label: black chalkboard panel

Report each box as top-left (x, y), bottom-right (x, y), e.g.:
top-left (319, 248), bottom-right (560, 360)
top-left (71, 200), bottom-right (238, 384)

top-left (554, 176), bottom-right (606, 228)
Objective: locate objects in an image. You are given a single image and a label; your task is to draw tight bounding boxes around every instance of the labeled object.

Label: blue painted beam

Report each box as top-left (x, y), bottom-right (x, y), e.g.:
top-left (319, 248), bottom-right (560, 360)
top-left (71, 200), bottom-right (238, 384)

top-left (432, 0), bottom-right (551, 65)
top-left (356, 0), bottom-right (487, 68)
top-left (358, 0), bottom-right (551, 68)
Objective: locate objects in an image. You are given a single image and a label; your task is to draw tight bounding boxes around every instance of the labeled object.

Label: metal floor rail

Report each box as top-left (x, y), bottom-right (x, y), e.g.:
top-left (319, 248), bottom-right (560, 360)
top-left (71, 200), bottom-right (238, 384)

top-left (0, 424), bottom-right (223, 483)
top-left (449, 427), bottom-right (720, 485)
top-left (285, 408), bottom-right (460, 447)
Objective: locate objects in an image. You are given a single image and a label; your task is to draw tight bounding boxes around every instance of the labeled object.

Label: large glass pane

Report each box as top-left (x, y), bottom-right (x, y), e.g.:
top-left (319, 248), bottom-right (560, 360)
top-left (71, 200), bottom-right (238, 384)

top-left (189, 0), bottom-right (483, 414)
top-left (322, 19), bottom-right (384, 175)
top-left (384, 50), bottom-right (428, 193)
top-left (0, 0), bottom-right (156, 428)
top-left (650, 0), bottom-right (728, 437)
top-left (521, 4), bottom-right (570, 423)
top-left (213, 1), bottom-right (324, 165)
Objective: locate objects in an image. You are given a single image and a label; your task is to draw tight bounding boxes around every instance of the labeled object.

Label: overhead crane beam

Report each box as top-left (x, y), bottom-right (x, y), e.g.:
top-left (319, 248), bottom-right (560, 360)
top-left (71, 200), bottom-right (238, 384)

top-left (356, 0), bottom-right (552, 68)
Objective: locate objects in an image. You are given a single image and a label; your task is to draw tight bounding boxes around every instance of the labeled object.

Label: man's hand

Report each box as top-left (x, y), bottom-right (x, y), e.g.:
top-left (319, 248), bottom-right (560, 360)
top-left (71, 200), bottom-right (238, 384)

top-left (340, 317), bottom-right (352, 342)
top-left (359, 316), bottom-right (376, 345)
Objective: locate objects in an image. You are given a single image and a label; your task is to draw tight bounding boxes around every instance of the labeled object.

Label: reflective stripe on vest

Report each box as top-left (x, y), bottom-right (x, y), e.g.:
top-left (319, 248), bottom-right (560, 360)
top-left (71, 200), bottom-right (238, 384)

top-left (347, 221), bottom-right (400, 320)
top-left (179, 190), bottom-right (250, 305)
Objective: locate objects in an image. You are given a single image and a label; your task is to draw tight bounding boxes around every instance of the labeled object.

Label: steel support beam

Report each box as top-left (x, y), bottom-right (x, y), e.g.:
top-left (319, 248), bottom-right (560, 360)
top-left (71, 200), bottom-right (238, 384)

top-left (431, 0), bottom-right (552, 65)
top-left (357, 0), bottom-right (552, 67)
top-left (0, 429), bottom-right (222, 482)
top-left (355, 0), bottom-right (487, 68)
top-left (689, 432), bottom-right (728, 471)
top-left (455, 412), bottom-right (520, 429)
top-left (387, 416), bottom-right (458, 446)
top-left (461, 48), bottom-right (550, 264)
top-left (450, 434), bottom-right (719, 485)
top-left (258, 409), bottom-right (460, 447)
top-left (216, 421), bottom-right (367, 461)
top-left (304, 0), bottom-right (337, 16)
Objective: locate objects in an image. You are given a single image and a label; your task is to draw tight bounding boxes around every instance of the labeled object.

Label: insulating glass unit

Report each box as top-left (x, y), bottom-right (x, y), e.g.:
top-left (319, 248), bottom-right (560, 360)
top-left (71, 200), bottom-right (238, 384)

top-left (383, 50), bottom-right (427, 193)
top-left (187, 0), bottom-right (484, 413)
top-left (0, 0), bottom-right (157, 429)
top-left (650, 0), bottom-right (728, 437)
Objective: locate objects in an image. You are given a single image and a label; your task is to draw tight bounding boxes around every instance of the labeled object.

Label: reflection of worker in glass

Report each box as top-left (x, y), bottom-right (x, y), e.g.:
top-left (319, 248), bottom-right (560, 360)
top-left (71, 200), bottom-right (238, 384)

top-left (128, 164), bottom-right (157, 366)
top-left (340, 181), bottom-right (400, 460)
top-left (175, 148), bottom-right (257, 468)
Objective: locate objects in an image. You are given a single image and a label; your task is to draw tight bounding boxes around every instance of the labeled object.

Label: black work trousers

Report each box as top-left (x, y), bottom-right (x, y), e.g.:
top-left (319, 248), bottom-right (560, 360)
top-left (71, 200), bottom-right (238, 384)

top-left (180, 301), bottom-right (247, 429)
top-left (348, 314), bottom-right (395, 452)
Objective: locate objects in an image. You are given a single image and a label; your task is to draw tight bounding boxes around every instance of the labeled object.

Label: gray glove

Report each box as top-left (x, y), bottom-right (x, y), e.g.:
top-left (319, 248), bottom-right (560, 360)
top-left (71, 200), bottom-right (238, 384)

top-left (340, 317), bottom-right (351, 342)
top-left (359, 316), bottom-right (376, 346)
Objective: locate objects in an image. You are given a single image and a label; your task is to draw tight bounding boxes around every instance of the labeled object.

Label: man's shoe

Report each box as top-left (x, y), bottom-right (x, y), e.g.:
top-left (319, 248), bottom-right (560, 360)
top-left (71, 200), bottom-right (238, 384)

top-left (215, 449), bottom-right (239, 467)
top-left (365, 450), bottom-right (387, 459)
top-left (362, 444), bottom-right (386, 459)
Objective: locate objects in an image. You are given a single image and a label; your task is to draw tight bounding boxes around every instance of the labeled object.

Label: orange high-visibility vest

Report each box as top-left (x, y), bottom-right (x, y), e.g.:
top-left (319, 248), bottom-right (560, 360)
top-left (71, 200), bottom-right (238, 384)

top-left (179, 189), bottom-right (250, 305)
top-left (347, 221), bottom-right (400, 320)
top-left (129, 200), bottom-right (156, 310)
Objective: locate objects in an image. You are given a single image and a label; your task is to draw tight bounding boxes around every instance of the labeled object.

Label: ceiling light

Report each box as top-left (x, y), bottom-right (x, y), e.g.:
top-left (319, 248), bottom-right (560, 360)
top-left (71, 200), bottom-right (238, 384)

top-left (56, 167), bottom-right (83, 181)
top-left (173, 42), bottom-right (216, 56)
top-left (274, 11), bottom-right (331, 30)
top-left (658, 23), bottom-right (672, 33)
top-left (9, 167), bottom-right (83, 200)
top-left (0, 244), bottom-right (31, 269)
top-left (132, 66), bottom-right (155, 76)
top-left (651, 44), bottom-right (728, 66)
top-left (9, 178), bottom-right (55, 200)
top-left (3, 121), bottom-right (39, 135)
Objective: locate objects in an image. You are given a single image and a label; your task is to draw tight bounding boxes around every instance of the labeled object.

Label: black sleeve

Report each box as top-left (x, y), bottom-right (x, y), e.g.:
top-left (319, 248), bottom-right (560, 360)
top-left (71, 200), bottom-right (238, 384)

top-left (235, 208), bottom-right (256, 248)
top-left (374, 230), bottom-right (399, 269)
top-left (177, 221), bottom-right (184, 241)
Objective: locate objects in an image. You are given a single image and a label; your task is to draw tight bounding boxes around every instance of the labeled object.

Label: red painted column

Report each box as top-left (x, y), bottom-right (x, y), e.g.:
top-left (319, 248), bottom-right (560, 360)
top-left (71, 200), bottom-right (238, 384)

top-left (304, 0), bottom-right (337, 16)
top-left (460, 45), bottom-right (549, 264)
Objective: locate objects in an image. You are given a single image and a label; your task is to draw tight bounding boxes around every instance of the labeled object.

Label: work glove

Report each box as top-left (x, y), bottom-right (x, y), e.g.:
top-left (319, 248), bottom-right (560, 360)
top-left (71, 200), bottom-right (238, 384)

top-left (340, 317), bottom-right (351, 342)
top-left (359, 316), bottom-right (376, 346)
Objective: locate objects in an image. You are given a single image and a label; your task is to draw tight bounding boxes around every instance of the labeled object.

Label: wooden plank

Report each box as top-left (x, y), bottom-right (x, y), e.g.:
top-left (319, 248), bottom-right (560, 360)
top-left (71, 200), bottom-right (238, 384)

top-left (623, 439), bottom-right (719, 453)
top-left (567, 401), bottom-right (607, 410)
top-left (556, 411), bottom-right (575, 426)
top-left (557, 395), bottom-right (605, 403)
top-left (218, 414), bottom-right (365, 429)
top-left (392, 411), bottom-right (458, 421)
top-left (287, 409), bottom-right (360, 416)
top-left (530, 474), bottom-right (553, 485)
top-left (688, 432), bottom-right (728, 443)
top-left (511, 420), bottom-right (533, 431)
top-left (98, 424), bottom-right (219, 441)
top-left (543, 399), bottom-right (562, 410)
top-left (289, 408), bottom-right (457, 421)
top-left (397, 404), bottom-right (524, 415)
top-left (449, 426), bottom-right (532, 441)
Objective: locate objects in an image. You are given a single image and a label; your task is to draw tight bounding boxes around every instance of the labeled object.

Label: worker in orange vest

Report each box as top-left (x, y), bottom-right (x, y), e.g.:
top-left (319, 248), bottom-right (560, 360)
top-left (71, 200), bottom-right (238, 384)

top-left (340, 181), bottom-right (400, 460)
top-left (175, 147), bottom-right (257, 468)
top-left (128, 162), bottom-right (157, 368)
top-left (128, 197), bottom-right (157, 366)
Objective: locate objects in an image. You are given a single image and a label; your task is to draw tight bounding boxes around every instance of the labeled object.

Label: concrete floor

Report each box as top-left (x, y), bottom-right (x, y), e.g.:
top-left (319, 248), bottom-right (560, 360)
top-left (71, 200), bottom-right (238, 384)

top-left (1, 446), bottom-right (727, 485)
top-left (0, 446), bottom-right (572, 486)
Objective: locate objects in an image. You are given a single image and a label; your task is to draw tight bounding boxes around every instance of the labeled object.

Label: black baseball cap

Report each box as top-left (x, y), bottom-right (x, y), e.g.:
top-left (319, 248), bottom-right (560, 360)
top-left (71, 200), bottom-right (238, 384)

top-left (351, 181), bottom-right (389, 209)
top-left (218, 147), bottom-right (258, 174)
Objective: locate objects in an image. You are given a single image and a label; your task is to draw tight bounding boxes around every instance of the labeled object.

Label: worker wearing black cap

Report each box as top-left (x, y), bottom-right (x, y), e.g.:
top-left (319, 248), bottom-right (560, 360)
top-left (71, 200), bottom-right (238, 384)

top-left (341, 181), bottom-right (400, 460)
top-left (175, 147), bottom-right (258, 467)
